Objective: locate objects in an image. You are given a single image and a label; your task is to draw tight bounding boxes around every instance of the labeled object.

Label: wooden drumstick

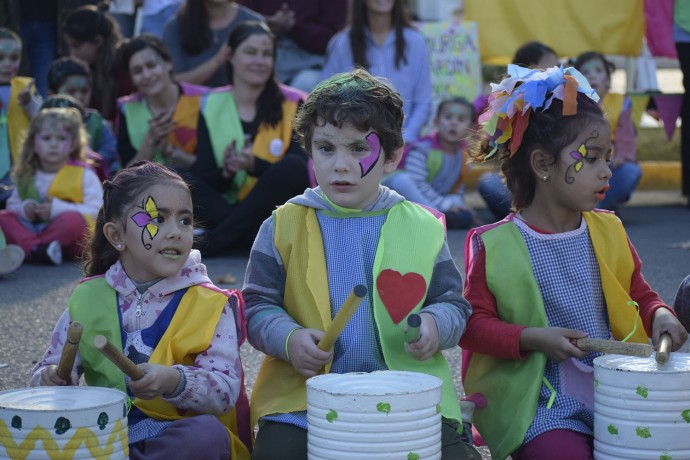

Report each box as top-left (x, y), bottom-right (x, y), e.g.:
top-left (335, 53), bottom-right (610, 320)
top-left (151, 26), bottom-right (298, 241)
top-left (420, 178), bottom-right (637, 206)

top-left (56, 322), bottom-right (83, 381)
top-left (93, 335), bottom-right (145, 380)
top-left (574, 338), bottom-right (653, 358)
top-left (318, 285), bottom-right (368, 352)
top-left (656, 333), bottom-right (673, 364)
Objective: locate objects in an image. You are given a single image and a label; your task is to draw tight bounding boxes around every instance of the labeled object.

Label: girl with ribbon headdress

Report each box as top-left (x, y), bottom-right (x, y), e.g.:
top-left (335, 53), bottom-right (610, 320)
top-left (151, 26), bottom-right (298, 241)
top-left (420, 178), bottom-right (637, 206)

top-left (459, 65), bottom-right (687, 460)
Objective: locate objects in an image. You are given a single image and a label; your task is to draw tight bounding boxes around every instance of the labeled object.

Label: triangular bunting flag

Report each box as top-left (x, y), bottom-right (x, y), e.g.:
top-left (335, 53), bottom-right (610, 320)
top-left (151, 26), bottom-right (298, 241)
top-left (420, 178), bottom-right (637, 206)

top-left (628, 95), bottom-right (650, 132)
top-left (652, 94), bottom-right (683, 140)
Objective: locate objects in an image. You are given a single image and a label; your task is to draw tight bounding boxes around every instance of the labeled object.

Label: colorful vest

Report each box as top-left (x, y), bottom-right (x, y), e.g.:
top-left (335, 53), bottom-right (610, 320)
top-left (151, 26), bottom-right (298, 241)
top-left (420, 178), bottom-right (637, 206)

top-left (117, 82), bottom-right (243, 168)
top-left (68, 277), bottom-right (251, 460)
top-left (7, 77), bottom-right (33, 165)
top-left (250, 201), bottom-right (462, 429)
top-left (234, 85), bottom-right (305, 202)
top-left (17, 161), bottom-right (95, 231)
top-left (464, 211), bottom-right (645, 460)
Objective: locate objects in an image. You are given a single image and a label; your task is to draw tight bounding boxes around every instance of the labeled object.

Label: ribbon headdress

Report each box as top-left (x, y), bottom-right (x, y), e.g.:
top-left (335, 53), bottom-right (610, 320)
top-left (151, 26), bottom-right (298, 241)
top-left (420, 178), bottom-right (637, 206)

top-left (479, 65), bottom-right (599, 159)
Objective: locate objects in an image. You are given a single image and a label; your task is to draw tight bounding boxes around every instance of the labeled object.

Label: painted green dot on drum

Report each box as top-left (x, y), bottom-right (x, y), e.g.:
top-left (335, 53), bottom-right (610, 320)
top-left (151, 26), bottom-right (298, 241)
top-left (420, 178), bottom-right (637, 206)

top-left (326, 409), bottom-right (337, 423)
top-left (10, 415), bottom-right (21, 430)
top-left (607, 424), bottom-right (618, 435)
top-left (636, 427), bottom-right (652, 439)
top-left (436, 403), bottom-right (441, 414)
top-left (636, 386), bottom-right (648, 398)
top-left (660, 453), bottom-right (673, 460)
top-left (681, 409), bottom-right (690, 423)
top-left (376, 402), bottom-right (391, 415)
top-left (407, 453), bottom-right (420, 460)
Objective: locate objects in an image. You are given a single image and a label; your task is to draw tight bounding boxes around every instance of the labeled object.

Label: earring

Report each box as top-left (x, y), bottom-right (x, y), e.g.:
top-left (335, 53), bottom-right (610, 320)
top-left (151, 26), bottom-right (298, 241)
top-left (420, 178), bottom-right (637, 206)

top-left (542, 175), bottom-right (548, 181)
top-left (116, 243), bottom-right (123, 250)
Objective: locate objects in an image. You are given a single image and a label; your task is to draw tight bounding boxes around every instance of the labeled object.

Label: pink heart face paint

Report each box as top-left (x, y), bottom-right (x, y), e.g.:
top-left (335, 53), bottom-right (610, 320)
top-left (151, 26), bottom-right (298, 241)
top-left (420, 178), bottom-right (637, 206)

top-left (361, 132), bottom-right (381, 178)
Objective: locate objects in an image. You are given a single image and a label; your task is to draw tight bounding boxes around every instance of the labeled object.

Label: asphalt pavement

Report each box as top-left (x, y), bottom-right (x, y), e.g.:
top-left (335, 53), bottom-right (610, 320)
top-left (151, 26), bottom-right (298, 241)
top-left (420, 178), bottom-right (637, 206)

top-left (1, 194), bottom-right (689, 459)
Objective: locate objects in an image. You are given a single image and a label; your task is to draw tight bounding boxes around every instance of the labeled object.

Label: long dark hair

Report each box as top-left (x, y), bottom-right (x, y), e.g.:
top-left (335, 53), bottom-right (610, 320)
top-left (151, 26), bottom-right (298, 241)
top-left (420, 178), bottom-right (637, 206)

top-left (82, 162), bottom-right (190, 276)
top-left (349, 0), bottom-right (411, 70)
top-left (177, 0), bottom-right (213, 55)
top-left (63, 5), bottom-right (122, 117)
top-left (226, 21), bottom-right (284, 127)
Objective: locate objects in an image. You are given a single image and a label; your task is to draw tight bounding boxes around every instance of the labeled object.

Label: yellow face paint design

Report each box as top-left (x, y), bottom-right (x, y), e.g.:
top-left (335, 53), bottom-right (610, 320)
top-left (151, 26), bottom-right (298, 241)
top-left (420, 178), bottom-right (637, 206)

top-left (131, 196), bottom-right (159, 249)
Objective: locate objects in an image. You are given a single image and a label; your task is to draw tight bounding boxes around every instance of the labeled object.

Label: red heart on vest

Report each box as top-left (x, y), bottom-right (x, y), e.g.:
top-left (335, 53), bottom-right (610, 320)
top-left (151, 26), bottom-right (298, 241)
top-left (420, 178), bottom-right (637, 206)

top-left (376, 269), bottom-right (427, 324)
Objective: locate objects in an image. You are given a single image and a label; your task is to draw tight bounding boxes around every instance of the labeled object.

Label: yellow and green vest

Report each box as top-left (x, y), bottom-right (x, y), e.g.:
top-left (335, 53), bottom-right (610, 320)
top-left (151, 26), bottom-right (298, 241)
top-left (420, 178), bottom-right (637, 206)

top-left (464, 211), bottom-right (646, 460)
top-left (250, 200), bottom-right (462, 430)
top-left (68, 277), bottom-right (251, 460)
top-left (17, 161), bottom-right (96, 231)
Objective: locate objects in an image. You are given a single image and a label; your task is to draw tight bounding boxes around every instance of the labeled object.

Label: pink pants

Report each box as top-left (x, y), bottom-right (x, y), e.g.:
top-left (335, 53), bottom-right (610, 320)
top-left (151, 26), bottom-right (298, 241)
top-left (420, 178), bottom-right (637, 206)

top-left (0, 210), bottom-right (88, 261)
top-left (513, 429), bottom-right (594, 460)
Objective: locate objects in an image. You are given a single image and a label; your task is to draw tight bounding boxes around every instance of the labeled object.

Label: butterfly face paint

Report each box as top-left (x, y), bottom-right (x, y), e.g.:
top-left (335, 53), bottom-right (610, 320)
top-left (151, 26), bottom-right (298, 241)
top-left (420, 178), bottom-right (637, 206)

top-left (131, 196), bottom-right (160, 250)
top-left (565, 130), bottom-right (599, 184)
top-left (360, 132), bottom-right (382, 178)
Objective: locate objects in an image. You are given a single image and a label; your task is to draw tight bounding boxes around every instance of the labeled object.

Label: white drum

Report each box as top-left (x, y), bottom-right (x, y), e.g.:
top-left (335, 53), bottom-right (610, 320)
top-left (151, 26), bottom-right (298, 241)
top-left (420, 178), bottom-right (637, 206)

top-left (593, 353), bottom-right (690, 459)
top-left (307, 371), bottom-right (442, 460)
top-left (0, 386), bottom-right (129, 459)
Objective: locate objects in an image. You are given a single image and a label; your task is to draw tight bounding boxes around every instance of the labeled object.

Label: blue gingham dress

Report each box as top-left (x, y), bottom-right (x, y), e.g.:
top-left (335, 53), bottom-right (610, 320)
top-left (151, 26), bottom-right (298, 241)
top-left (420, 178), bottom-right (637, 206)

top-left (511, 217), bottom-right (611, 443)
top-left (263, 211), bottom-right (388, 429)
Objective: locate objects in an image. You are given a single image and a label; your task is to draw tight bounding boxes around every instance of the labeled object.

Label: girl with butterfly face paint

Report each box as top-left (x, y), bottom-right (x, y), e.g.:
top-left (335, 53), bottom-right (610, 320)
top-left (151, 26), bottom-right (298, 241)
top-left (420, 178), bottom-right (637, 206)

top-left (30, 161), bottom-right (252, 459)
top-left (459, 66), bottom-right (687, 460)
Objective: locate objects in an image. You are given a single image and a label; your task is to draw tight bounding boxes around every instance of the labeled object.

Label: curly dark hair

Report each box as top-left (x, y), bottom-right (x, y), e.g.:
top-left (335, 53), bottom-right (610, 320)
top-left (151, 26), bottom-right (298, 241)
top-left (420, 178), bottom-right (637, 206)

top-left (293, 68), bottom-right (404, 160)
top-left (469, 92), bottom-right (606, 211)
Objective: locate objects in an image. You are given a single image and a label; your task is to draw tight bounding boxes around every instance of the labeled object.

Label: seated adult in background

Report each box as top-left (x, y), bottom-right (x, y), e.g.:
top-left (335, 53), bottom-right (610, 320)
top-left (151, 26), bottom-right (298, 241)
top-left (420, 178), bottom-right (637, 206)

top-left (239, 0), bottom-right (347, 92)
top-left (321, 0), bottom-right (431, 143)
top-left (116, 34), bottom-right (235, 174)
top-left (62, 5), bottom-right (124, 120)
top-left (162, 0), bottom-right (263, 87)
top-left (476, 40), bottom-right (560, 221)
top-left (193, 21), bottom-right (309, 255)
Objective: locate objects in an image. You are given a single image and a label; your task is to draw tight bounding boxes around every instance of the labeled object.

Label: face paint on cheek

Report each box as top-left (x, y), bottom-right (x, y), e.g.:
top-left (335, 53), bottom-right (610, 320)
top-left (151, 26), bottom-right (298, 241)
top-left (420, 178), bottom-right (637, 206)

top-left (564, 130), bottom-right (598, 184)
top-left (131, 196), bottom-right (160, 250)
top-left (360, 132), bottom-right (381, 178)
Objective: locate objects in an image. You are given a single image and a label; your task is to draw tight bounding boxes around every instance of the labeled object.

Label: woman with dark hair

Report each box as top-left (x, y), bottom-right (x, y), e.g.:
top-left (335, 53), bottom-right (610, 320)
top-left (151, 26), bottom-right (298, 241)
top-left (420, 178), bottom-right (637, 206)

top-left (321, 0), bottom-right (431, 142)
top-left (192, 20), bottom-right (310, 255)
top-left (161, 0), bottom-right (263, 87)
top-left (116, 34), bottom-right (236, 172)
top-left (62, 5), bottom-right (123, 120)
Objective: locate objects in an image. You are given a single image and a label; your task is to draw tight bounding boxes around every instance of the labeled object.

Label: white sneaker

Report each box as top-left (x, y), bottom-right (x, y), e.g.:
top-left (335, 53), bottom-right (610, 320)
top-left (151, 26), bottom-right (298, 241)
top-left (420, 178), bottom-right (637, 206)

top-left (46, 240), bottom-right (62, 265)
top-left (0, 245), bottom-right (24, 275)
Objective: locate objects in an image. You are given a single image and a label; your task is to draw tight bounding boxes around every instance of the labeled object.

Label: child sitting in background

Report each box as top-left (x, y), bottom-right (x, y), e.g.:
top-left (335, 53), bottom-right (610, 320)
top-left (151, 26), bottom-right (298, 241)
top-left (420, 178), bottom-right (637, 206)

top-left (47, 56), bottom-right (120, 174)
top-left (31, 161), bottom-right (251, 459)
top-left (384, 96), bottom-right (480, 228)
top-left (460, 65), bottom-right (687, 460)
top-left (0, 108), bottom-right (102, 265)
top-left (0, 27), bottom-right (42, 206)
top-left (40, 94), bottom-right (110, 181)
top-left (244, 69), bottom-right (480, 460)
top-left (574, 51), bottom-right (641, 212)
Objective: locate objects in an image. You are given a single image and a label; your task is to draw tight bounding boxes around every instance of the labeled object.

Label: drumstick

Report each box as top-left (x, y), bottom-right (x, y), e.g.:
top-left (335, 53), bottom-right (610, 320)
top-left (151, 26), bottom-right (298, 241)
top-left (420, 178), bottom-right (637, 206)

top-left (656, 333), bottom-right (672, 364)
top-left (317, 285), bottom-right (368, 351)
top-left (56, 322), bottom-right (83, 381)
top-left (573, 338), bottom-right (653, 358)
top-left (404, 313), bottom-right (422, 343)
top-left (93, 335), bottom-right (145, 380)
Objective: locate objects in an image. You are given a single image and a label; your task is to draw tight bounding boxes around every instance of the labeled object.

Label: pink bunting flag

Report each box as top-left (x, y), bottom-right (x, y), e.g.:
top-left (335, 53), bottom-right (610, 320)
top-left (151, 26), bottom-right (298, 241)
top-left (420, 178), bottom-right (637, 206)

top-left (653, 94), bottom-right (683, 141)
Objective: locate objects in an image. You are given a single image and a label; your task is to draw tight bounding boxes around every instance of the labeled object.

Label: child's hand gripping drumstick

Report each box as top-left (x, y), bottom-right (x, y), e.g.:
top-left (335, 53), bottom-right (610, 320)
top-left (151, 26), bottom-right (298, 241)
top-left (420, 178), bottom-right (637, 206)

top-left (56, 322), bottom-right (83, 381)
top-left (93, 335), bottom-right (146, 380)
top-left (572, 338), bottom-right (653, 358)
top-left (317, 285), bottom-right (368, 351)
top-left (656, 333), bottom-right (672, 364)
